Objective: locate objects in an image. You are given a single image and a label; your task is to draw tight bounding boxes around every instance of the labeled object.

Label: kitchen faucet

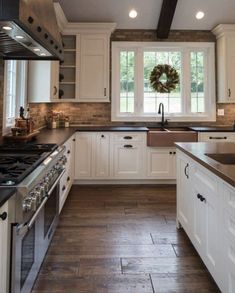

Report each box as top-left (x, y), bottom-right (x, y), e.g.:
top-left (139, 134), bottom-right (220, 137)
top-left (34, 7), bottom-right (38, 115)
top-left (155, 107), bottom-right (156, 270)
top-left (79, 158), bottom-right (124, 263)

top-left (158, 103), bottom-right (168, 127)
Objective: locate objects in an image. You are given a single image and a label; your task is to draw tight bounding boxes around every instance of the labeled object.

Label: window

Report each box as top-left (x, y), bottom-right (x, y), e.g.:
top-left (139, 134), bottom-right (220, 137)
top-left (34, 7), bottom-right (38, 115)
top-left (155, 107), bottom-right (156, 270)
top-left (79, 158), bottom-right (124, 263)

top-left (3, 60), bottom-right (27, 134)
top-left (112, 42), bottom-right (216, 122)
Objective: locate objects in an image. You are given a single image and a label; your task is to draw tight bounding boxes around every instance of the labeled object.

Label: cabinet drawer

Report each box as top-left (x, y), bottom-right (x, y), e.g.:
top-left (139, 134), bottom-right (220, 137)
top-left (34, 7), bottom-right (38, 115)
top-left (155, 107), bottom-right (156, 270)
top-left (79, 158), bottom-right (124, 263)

top-left (112, 132), bottom-right (146, 142)
top-left (199, 132), bottom-right (235, 142)
top-left (225, 212), bottom-right (235, 244)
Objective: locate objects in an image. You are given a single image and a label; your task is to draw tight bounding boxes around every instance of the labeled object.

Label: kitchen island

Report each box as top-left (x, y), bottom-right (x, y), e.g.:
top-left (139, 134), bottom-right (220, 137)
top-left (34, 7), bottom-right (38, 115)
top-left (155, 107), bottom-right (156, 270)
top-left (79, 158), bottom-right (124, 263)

top-left (176, 142), bottom-right (235, 293)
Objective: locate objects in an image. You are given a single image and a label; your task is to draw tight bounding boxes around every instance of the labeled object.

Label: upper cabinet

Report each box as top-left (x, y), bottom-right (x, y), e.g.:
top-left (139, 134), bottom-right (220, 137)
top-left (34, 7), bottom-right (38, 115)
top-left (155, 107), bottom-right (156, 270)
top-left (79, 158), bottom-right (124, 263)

top-left (28, 61), bottom-right (60, 103)
top-left (79, 34), bottom-right (109, 102)
top-left (213, 24), bottom-right (235, 103)
top-left (59, 35), bottom-right (78, 102)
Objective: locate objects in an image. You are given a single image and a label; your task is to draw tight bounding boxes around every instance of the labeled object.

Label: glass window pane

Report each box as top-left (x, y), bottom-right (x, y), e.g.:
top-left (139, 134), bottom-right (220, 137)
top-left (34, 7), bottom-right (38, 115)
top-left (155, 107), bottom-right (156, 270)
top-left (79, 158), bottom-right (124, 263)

top-left (120, 51), bottom-right (135, 113)
top-left (190, 51), bottom-right (205, 113)
top-left (143, 51), bottom-right (181, 114)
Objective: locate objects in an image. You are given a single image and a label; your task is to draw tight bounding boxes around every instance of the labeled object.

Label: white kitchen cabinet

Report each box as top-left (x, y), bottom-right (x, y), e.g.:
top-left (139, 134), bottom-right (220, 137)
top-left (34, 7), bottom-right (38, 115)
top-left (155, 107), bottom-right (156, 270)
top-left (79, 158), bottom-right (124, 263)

top-left (74, 132), bottom-right (93, 179)
top-left (191, 168), bottom-right (219, 282)
top-left (78, 34), bottom-right (110, 102)
top-left (0, 200), bottom-right (11, 293)
top-left (28, 61), bottom-right (60, 102)
top-left (198, 132), bottom-right (235, 142)
top-left (176, 151), bottom-right (193, 235)
top-left (59, 134), bottom-right (75, 213)
top-left (74, 131), bottom-right (146, 180)
top-left (213, 24), bottom-right (235, 103)
top-left (147, 148), bottom-right (176, 179)
top-left (93, 132), bottom-right (110, 178)
top-left (222, 184), bottom-right (235, 293)
top-left (112, 142), bottom-right (143, 179)
top-left (176, 149), bottom-right (226, 292)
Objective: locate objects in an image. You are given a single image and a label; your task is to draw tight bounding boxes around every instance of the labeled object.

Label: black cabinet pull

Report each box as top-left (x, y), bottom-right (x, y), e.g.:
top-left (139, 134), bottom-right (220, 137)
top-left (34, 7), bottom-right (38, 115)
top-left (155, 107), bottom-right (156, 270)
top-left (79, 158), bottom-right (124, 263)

top-left (209, 136), bottom-right (227, 140)
top-left (173, 152), bottom-right (176, 155)
top-left (124, 145), bottom-right (133, 148)
top-left (169, 152), bottom-right (172, 155)
top-left (228, 88), bottom-right (231, 97)
top-left (67, 150), bottom-right (71, 154)
top-left (0, 212), bottom-right (7, 221)
top-left (124, 136), bottom-right (133, 140)
top-left (184, 163), bottom-right (189, 179)
top-left (101, 135), bottom-right (105, 138)
top-left (62, 185), bottom-right (66, 191)
top-left (73, 138), bottom-right (76, 142)
top-left (67, 176), bottom-right (70, 182)
top-left (197, 193), bottom-right (206, 202)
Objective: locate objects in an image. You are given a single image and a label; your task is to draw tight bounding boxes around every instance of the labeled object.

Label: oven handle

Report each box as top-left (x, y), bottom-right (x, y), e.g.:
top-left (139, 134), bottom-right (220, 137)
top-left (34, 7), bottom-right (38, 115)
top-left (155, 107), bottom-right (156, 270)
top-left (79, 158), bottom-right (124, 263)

top-left (16, 196), bottom-right (48, 236)
top-left (47, 169), bottom-right (65, 197)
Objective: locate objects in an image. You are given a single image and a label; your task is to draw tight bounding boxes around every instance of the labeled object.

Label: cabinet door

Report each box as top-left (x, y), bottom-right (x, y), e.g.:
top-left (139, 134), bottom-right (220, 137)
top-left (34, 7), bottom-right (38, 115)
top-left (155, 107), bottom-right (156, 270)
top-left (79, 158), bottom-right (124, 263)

top-left (177, 154), bottom-right (192, 234)
top-left (79, 34), bottom-right (109, 102)
top-left (192, 169), bottom-right (219, 279)
top-left (113, 143), bottom-right (143, 179)
top-left (147, 148), bottom-right (175, 179)
top-left (28, 61), bottom-right (59, 102)
top-left (94, 133), bottom-right (110, 178)
top-left (74, 133), bottom-right (93, 179)
top-left (227, 37), bottom-right (235, 102)
top-left (0, 202), bottom-right (9, 293)
top-left (50, 61), bottom-right (60, 100)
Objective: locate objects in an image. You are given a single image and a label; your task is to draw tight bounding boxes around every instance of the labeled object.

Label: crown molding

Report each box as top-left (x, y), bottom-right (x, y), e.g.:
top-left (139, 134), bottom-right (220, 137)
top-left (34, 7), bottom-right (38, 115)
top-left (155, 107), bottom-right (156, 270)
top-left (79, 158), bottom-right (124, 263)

top-left (54, 3), bottom-right (117, 35)
top-left (212, 24), bottom-right (235, 39)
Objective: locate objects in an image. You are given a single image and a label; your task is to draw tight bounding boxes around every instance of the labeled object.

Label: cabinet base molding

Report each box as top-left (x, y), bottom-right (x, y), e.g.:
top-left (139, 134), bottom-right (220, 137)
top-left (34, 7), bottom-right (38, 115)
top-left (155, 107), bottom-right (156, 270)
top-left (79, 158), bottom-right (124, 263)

top-left (73, 179), bottom-right (176, 185)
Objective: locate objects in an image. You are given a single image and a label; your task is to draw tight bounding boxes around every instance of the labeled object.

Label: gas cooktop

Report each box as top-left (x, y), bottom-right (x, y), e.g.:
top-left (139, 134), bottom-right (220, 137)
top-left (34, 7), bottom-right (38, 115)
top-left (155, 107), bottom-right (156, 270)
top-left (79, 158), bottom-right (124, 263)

top-left (0, 143), bottom-right (58, 186)
top-left (0, 143), bottom-right (58, 153)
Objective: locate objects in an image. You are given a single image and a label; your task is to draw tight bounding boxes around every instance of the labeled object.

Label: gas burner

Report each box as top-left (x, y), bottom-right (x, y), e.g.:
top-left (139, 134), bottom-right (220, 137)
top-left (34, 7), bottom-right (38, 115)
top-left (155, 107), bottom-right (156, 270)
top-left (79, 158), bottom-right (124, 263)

top-left (0, 153), bottom-right (48, 185)
top-left (0, 143), bottom-right (58, 154)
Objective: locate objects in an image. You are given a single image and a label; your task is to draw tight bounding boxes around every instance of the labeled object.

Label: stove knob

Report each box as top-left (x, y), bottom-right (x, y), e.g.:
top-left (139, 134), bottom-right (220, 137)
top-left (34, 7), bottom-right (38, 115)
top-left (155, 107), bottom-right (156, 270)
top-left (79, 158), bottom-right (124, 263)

top-left (38, 185), bottom-right (46, 199)
top-left (30, 194), bottom-right (38, 212)
top-left (22, 198), bottom-right (33, 212)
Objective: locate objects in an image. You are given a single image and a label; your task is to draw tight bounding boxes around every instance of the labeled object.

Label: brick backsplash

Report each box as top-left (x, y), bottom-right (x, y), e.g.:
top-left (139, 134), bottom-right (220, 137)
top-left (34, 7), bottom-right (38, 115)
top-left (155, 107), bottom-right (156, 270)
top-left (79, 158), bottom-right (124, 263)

top-left (0, 29), bottom-right (234, 132)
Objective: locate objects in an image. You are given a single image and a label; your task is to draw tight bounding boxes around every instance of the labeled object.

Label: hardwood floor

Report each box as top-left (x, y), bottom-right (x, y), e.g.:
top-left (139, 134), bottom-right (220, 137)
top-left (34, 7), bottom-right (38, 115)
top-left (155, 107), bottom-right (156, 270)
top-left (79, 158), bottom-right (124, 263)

top-left (33, 185), bottom-right (220, 293)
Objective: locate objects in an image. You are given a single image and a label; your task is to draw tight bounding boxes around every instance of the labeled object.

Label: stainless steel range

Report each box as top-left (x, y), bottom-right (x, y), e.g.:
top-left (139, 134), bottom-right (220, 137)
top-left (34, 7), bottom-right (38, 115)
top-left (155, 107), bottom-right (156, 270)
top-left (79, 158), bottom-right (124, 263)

top-left (0, 143), bottom-right (66, 293)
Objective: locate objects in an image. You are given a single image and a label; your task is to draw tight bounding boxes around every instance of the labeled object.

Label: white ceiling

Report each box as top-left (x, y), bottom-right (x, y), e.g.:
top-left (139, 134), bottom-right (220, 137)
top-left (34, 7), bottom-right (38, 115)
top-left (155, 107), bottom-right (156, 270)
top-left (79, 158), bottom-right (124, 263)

top-left (57, 0), bottom-right (235, 30)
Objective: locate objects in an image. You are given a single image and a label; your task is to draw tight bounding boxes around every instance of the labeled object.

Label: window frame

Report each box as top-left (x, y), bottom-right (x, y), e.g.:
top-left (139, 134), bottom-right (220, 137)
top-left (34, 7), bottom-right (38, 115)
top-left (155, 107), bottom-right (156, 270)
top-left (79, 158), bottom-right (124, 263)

top-left (111, 41), bottom-right (216, 122)
top-left (3, 60), bottom-right (28, 134)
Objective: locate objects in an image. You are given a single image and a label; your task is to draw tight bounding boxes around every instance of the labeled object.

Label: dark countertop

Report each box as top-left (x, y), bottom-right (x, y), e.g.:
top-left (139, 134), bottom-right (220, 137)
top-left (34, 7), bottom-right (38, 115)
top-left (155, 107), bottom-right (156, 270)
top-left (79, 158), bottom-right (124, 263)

top-left (189, 126), bottom-right (235, 132)
top-left (0, 188), bottom-right (16, 208)
top-left (34, 126), bottom-right (148, 146)
top-left (176, 142), bottom-right (235, 188)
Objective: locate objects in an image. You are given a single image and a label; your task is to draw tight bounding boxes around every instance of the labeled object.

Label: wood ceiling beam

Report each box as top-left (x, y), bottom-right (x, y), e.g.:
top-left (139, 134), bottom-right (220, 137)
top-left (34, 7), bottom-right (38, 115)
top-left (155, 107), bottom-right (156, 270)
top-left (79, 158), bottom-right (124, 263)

top-left (157, 0), bottom-right (178, 39)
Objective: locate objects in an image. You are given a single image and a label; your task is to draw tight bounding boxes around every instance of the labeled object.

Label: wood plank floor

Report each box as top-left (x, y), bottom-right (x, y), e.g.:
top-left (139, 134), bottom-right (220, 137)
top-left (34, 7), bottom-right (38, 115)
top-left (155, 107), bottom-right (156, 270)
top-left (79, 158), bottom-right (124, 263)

top-left (33, 185), bottom-right (220, 293)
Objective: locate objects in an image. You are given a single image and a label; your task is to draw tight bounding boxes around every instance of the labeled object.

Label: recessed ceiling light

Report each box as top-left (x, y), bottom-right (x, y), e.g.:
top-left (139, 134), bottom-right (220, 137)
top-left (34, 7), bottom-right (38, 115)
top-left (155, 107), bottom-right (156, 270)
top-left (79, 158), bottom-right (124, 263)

top-left (40, 53), bottom-right (46, 56)
top-left (196, 11), bottom-right (205, 20)
top-left (15, 35), bottom-right (24, 39)
top-left (2, 26), bottom-right (12, 31)
top-left (33, 48), bottom-right (40, 52)
top-left (129, 9), bottom-right (138, 19)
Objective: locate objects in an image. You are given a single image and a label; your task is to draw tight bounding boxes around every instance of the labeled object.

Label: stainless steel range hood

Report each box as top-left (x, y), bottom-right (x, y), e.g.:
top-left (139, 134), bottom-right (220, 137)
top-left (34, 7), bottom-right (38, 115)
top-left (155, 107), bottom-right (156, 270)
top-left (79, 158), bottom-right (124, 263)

top-left (0, 0), bottom-right (64, 60)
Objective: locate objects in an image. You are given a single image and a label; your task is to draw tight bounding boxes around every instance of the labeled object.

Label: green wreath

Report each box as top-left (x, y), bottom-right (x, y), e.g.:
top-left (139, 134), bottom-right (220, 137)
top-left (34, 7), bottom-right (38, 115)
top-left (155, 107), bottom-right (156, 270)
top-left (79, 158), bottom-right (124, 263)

top-left (150, 64), bottom-right (179, 93)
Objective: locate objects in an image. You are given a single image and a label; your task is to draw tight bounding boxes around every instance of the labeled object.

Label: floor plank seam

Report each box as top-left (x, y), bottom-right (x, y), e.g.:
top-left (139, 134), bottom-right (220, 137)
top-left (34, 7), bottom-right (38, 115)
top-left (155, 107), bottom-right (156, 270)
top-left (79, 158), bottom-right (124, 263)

top-left (149, 273), bottom-right (156, 293)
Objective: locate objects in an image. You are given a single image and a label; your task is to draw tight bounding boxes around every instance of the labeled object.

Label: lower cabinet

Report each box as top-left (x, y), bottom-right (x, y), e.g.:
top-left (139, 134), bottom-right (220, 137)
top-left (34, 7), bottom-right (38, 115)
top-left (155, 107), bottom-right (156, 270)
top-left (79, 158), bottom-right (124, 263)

top-left (74, 132), bottom-right (145, 180)
top-left (112, 142), bottom-right (143, 179)
top-left (176, 149), bottom-right (232, 292)
top-left (223, 184), bottom-right (235, 293)
top-left (176, 151), bottom-right (193, 235)
top-left (74, 132), bottom-right (93, 179)
top-left (59, 134), bottom-right (75, 213)
top-left (147, 148), bottom-right (176, 179)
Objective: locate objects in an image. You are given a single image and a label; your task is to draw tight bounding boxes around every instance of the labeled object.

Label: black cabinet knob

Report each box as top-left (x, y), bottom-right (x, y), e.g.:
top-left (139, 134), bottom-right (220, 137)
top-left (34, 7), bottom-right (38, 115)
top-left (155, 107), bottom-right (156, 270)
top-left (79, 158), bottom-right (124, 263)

top-left (101, 135), bottom-right (105, 138)
top-left (67, 150), bottom-right (71, 154)
top-left (0, 212), bottom-right (7, 221)
top-left (62, 186), bottom-right (66, 191)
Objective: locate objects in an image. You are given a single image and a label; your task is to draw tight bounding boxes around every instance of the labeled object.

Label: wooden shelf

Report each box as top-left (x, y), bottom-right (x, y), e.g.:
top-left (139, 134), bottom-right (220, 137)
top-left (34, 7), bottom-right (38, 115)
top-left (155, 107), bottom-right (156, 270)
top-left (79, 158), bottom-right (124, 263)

top-left (60, 65), bottom-right (76, 68)
top-left (60, 82), bottom-right (76, 85)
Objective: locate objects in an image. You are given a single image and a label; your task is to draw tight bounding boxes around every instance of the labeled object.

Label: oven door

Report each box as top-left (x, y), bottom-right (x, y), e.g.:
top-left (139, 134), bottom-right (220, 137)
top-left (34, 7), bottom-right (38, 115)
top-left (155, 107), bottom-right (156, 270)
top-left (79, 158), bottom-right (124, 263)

top-left (11, 209), bottom-right (45, 293)
top-left (41, 179), bottom-right (60, 254)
